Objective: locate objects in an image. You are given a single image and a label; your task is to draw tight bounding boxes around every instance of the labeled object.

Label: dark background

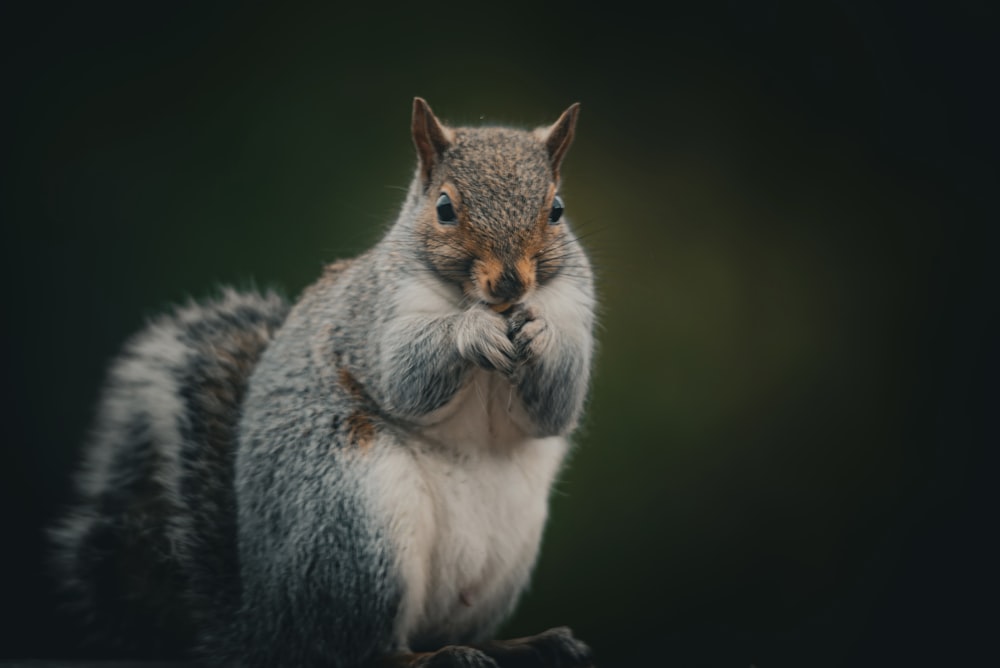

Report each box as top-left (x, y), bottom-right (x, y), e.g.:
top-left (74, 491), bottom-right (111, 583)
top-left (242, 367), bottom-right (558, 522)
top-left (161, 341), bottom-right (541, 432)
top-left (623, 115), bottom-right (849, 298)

top-left (2, 1), bottom-right (996, 666)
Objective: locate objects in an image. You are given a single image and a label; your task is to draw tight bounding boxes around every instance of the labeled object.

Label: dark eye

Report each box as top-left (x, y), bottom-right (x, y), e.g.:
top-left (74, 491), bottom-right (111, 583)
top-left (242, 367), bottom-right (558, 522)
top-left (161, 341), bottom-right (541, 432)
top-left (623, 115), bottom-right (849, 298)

top-left (436, 193), bottom-right (457, 225)
top-left (548, 195), bottom-right (564, 224)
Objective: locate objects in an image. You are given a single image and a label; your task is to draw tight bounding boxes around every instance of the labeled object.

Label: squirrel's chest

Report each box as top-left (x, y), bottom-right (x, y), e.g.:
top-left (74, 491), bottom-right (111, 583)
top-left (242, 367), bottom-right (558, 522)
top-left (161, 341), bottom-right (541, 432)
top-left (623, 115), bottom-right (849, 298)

top-left (368, 379), bottom-right (567, 646)
top-left (416, 369), bottom-right (536, 446)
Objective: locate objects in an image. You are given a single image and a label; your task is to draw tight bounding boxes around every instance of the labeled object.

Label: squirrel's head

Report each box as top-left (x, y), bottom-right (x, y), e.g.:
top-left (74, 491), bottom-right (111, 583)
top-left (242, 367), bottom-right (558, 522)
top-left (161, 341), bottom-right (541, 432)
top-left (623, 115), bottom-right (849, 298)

top-left (410, 98), bottom-right (580, 312)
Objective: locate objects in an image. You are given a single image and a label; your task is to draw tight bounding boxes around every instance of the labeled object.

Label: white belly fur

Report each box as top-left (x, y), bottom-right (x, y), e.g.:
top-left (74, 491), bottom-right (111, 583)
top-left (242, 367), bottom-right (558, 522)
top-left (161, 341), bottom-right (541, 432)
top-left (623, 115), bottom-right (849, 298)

top-left (369, 369), bottom-right (568, 648)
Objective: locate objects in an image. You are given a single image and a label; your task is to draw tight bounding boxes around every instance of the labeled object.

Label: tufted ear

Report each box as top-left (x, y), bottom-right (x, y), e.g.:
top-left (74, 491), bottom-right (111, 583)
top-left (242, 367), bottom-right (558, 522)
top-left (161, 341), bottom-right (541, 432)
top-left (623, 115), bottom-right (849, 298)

top-left (412, 97), bottom-right (454, 186)
top-left (538, 102), bottom-right (580, 180)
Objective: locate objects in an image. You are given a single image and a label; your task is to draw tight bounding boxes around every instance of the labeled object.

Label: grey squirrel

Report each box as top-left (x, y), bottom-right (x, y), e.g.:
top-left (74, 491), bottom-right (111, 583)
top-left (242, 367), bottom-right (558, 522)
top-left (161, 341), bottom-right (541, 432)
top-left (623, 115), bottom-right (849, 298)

top-left (49, 98), bottom-right (597, 668)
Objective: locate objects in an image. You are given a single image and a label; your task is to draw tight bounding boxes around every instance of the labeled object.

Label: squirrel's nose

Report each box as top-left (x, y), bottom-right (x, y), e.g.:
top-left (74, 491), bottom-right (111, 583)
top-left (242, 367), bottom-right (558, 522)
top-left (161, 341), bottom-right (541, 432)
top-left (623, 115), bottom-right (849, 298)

top-left (490, 269), bottom-right (526, 302)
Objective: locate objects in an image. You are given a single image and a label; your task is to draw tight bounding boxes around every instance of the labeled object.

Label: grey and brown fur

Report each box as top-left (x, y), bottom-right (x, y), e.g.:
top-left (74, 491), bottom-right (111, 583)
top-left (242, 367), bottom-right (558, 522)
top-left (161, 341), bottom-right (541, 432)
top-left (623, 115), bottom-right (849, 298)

top-left (50, 99), bottom-right (597, 668)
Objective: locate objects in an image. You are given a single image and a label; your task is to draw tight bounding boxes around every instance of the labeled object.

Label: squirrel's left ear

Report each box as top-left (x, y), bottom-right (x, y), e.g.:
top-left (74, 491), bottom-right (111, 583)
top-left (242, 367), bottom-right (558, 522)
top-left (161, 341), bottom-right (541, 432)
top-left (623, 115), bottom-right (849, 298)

top-left (537, 102), bottom-right (581, 180)
top-left (412, 97), bottom-right (454, 186)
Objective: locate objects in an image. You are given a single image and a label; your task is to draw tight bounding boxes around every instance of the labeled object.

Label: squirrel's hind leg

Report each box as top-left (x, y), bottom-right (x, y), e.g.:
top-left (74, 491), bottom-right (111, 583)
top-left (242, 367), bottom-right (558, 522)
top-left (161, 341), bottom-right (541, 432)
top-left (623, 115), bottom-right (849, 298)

top-left (374, 628), bottom-right (593, 668)
top-left (376, 646), bottom-right (498, 668)
top-left (473, 627), bottom-right (594, 668)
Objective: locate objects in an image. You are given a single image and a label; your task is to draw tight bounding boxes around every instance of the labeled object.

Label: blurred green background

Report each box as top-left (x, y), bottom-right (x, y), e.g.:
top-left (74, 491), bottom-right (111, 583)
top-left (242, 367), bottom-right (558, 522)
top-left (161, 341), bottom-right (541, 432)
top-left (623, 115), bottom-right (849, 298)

top-left (1, 1), bottom-right (996, 666)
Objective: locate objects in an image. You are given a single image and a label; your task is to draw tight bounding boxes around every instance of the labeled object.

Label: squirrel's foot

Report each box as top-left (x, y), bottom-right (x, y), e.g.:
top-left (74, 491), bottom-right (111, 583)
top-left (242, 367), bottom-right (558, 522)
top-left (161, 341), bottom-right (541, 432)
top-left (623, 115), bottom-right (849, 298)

top-left (374, 628), bottom-right (592, 668)
top-left (417, 645), bottom-right (500, 667)
top-left (475, 626), bottom-right (595, 668)
top-left (376, 646), bottom-right (499, 668)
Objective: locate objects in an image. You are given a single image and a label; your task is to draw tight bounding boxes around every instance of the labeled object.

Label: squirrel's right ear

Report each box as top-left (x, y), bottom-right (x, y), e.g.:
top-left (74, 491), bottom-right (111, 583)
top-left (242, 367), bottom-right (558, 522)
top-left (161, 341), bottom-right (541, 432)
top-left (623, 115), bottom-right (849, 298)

top-left (538, 102), bottom-right (581, 181)
top-left (412, 98), bottom-right (454, 186)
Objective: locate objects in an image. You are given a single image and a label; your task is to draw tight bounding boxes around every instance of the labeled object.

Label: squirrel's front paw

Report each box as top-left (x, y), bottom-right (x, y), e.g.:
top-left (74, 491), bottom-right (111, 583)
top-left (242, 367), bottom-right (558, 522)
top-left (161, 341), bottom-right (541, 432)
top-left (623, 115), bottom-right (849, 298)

top-left (456, 307), bottom-right (518, 375)
top-left (508, 305), bottom-right (553, 364)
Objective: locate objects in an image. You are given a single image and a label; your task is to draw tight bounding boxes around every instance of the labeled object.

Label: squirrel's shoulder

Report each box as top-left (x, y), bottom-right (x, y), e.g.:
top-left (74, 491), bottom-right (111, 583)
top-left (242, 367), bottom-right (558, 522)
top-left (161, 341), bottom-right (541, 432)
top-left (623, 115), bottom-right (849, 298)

top-left (296, 258), bottom-right (360, 300)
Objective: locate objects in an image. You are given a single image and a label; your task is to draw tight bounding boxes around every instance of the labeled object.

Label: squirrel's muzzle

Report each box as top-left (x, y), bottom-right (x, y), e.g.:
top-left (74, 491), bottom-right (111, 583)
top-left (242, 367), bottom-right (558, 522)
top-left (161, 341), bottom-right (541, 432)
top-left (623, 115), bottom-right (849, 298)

top-left (491, 269), bottom-right (527, 303)
top-left (475, 256), bottom-right (536, 310)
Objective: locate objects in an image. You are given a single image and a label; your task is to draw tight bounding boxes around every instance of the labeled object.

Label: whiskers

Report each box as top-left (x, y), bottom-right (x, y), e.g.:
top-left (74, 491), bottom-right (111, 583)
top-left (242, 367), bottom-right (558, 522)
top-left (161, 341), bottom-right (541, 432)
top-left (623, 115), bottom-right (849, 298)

top-left (536, 233), bottom-right (594, 283)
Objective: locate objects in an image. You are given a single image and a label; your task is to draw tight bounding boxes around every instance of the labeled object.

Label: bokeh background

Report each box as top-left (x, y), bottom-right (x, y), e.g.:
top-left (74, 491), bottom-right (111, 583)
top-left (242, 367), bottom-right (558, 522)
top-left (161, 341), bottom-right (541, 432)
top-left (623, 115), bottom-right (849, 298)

top-left (2, 1), bottom-right (996, 666)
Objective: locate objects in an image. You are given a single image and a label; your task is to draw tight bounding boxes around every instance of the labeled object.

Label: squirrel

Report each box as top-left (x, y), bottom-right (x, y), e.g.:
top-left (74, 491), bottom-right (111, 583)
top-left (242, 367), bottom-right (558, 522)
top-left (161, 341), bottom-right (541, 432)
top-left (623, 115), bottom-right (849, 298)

top-left (48, 98), bottom-right (597, 668)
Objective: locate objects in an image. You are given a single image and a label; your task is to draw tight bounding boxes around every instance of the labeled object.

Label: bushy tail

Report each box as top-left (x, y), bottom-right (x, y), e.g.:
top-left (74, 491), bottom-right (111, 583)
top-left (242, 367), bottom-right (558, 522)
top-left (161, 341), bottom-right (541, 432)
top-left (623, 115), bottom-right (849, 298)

top-left (47, 287), bottom-right (290, 659)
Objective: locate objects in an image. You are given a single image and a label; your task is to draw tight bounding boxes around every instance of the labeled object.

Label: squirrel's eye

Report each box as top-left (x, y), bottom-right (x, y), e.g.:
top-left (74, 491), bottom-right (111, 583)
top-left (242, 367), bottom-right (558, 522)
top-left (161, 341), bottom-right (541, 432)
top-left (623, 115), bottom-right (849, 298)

top-left (548, 195), bottom-right (565, 224)
top-left (436, 193), bottom-right (457, 225)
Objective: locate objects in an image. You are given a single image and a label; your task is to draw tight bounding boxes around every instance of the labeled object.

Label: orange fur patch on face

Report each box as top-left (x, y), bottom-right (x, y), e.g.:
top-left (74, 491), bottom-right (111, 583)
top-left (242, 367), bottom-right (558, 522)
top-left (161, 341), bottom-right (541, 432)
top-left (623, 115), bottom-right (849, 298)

top-left (417, 181), bottom-right (482, 292)
top-left (532, 186), bottom-right (567, 284)
top-left (473, 233), bottom-right (547, 305)
top-left (515, 256), bottom-right (537, 292)
top-left (475, 255), bottom-right (504, 296)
